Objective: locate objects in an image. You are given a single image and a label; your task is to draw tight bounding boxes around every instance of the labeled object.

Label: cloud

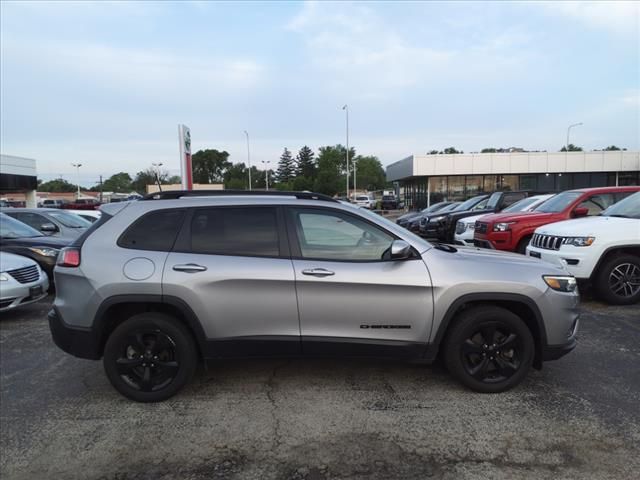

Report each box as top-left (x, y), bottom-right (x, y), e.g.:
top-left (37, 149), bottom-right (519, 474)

top-left (535, 1), bottom-right (639, 36)
top-left (286, 2), bottom-right (540, 98)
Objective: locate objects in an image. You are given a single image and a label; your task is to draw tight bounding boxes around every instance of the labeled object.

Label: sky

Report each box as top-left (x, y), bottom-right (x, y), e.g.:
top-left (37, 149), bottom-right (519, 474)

top-left (1, 0), bottom-right (639, 187)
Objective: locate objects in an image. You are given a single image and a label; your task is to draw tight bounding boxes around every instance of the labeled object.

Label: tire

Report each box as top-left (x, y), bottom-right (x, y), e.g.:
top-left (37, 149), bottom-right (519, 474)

top-left (594, 254), bottom-right (640, 305)
top-left (444, 306), bottom-right (534, 393)
top-left (516, 236), bottom-right (532, 255)
top-left (103, 313), bottom-right (198, 402)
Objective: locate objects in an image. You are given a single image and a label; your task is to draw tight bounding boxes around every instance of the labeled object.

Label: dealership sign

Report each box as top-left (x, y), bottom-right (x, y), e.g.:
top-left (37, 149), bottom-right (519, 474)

top-left (178, 124), bottom-right (193, 190)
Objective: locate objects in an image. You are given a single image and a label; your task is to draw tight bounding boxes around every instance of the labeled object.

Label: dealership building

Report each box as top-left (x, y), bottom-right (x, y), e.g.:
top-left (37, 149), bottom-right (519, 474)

top-left (0, 154), bottom-right (38, 207)
top-left (386, 150), bottom-right (640, 209)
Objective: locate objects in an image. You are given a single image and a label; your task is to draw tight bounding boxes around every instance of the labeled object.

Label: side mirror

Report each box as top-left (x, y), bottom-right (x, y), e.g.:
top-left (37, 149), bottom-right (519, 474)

top-left (40, 222), bottom-right (59, 233)
top-left (573, 207), bottom-right (589, 217)
top-left (390, 240), bottom-right (412, 260)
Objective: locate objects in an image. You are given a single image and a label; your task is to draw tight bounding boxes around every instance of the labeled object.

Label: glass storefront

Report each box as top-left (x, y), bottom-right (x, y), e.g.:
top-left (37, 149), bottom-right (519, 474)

top-left (399, 171), bottom-right (637, 208)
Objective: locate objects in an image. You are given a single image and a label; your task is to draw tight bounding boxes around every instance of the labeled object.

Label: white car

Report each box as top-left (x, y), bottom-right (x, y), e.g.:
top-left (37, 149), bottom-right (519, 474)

top-left (354, 195), bottom-right (375, 209)
top-left (64, 209), bottom-right (102, 223)
top-left (0, 252), bottom-right (49, 312)
top-left (526, 191), bottom-right (640, 305)
top-left (454, 194), bottom-right (554, 246)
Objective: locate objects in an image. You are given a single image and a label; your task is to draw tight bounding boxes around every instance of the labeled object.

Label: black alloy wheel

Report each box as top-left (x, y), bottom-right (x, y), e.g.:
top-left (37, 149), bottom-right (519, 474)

top-left (445, 306), bottom-right (534, 393)
top-left (595, 254), bottom-right (640, 305)
top-left (104, 313), bottom-right (197, 402)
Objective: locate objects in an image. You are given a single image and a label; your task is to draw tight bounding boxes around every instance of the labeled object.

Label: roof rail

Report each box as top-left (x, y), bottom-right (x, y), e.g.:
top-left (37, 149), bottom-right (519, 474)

top-left (141, 189), bottom-right (338, 203)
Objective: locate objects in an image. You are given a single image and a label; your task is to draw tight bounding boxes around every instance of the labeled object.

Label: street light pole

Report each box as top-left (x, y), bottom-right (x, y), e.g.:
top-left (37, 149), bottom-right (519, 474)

top-left (566, 122), bottom-right (583, 151)
top-left (342, 104), bottom-right (349, 200)
top-left (71, 163), bottom-right (82, 197)
top-left (244, 130), bottom-right (252, 190)
top-left (261, 160), bottom-right (271, 190)
top-left (152, 162), bottom-right (164, 192)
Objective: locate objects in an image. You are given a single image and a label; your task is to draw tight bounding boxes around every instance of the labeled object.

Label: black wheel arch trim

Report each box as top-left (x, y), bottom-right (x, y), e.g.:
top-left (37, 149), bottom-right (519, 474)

top-left (427, 292), bottom-right (548, 366)
top-left (589, 244), bottom-right (640, 280)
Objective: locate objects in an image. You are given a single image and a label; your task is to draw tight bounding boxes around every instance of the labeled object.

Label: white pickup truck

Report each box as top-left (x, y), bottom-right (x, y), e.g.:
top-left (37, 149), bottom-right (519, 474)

top-left (526, 192), bottom-right (640, 305)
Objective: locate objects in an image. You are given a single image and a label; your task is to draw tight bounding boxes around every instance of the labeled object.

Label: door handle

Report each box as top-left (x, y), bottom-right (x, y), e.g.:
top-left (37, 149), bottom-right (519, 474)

top-left (302, 268), bottom-right (335, 277)
top-left (172, 263), bottom-right (207, 273)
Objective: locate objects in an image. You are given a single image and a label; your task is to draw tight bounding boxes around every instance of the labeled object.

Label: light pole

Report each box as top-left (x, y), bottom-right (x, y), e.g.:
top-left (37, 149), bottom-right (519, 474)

top-left (342, 104), bottom-right (349, 200)
top-left (566, 122), bottom-right (583, 151)
top-left (71, 163), bottom-right (82, 197)
top-left (244, 130), bottom-right (252, 190)
top-left (261, 160), bottom-right (271, 190)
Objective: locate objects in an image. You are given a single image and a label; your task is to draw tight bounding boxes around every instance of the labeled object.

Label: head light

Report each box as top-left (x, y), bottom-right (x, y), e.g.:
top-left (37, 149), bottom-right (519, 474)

top-left (543, 275), bottom-right (578, 292)
top-left (0, 273), bottom-right (8, 281)
top-left (562, 237), bottom-right (595, 247)
top-left (466, 223), bottom-right (475, 230)
top-left (430, 216), bottom-right (444, 223)
top-left (493, 222), bottom-right (516, 232)
top-left (28, 247), bottom-right (60, 257)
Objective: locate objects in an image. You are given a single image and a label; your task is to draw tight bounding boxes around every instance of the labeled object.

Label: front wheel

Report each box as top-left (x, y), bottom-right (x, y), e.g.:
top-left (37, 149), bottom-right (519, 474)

top-left (444, 306), bottom-right (534, 393)
top-left (103, 313), bottom-right (198, 402)
top-left (594, 254), bottom-right (640, 305)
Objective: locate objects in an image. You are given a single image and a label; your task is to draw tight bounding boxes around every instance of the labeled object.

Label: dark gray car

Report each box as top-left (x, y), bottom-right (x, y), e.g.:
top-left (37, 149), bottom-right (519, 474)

top-left (49, 191), bottom-right (579, 402)
top-left (3, 208), bottom-right (91, 238)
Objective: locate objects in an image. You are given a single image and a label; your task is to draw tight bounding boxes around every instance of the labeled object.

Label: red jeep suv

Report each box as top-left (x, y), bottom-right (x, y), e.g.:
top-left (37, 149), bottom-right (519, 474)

top-left (474, 186), bottom-right (640, 253)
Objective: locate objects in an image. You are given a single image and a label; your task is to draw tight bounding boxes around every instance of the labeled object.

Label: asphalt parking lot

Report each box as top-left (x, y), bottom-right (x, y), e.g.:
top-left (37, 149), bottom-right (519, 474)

top-left (1, 295), bottom-right (638, 480)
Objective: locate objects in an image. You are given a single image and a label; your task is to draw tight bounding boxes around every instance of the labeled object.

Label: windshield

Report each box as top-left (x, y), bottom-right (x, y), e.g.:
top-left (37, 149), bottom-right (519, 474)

top-left (486, 192), bottom-right (502, 210)
top-left (601, 192), bottom-right (640, 219)
top-left (0, 213), bottom-right (43, 239)
top-left (456, 195), bottom-right (486, 212)
top-left (48, 211), bottom-right (92, 228)
top-left (421, 202), bottom-right (448, 213)
top-left (534, 191), bottom-right (582, 213)
top-left (503, 196), bottom-right (542, 213)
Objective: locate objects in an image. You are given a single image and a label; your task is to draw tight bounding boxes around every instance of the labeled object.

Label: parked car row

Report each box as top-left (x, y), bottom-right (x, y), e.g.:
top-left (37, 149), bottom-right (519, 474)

top-left (397, 186), bottom-right (640, 304)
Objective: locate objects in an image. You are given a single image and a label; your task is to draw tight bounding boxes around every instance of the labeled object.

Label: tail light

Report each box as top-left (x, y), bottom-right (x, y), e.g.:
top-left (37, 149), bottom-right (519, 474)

top-left (57, 247), bottom-right (81, 268)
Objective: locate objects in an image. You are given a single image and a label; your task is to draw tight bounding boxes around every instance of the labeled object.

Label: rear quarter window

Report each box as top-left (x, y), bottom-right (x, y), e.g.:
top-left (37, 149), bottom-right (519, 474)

top-left (118, 209), bottom-right (186, 251)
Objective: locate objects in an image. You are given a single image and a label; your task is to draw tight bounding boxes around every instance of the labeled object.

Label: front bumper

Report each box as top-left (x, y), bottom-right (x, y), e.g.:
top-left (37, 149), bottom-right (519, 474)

top-left (0, 275), bottom-right (50, 312)
top-left (526, 246), bottom-right (595, 279)
top-left (543, 313), bottom-right (580, 361)
top-left (48, 307), bottom-right (101, 360)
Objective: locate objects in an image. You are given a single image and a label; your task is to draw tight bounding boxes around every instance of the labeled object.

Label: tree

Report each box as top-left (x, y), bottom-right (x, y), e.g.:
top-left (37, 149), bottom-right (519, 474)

top-left (481, 148), bottom-right (497, 153)
top-left (275, 147), bottom-right (296, 184)
top-left (296, 146), bottom-right (316, 178)
top-left (223, 162), bottom-right (249, 189)
top-left (427, 150), bottom-right (439, 155)
top-left (38, 178), bottom-right (77, 192)
top-left (192, 149), bottom-right (231, 184)
top-left (603, 145), bottom-right (625, 151)
top-left (560, 144), bottom-right (583, 152)
top-left (131, 168), bottom-right (169, 194)
top-left (314, 145), bottom-right (354, 196)
top-left (353, 156), bottom-right (386, 191)
top-left (442, 147), bottom-right (463, 154)
top-left (102, 172), bottom-right (132, 192)
top-left (167, 175), bottom-right (182, 184)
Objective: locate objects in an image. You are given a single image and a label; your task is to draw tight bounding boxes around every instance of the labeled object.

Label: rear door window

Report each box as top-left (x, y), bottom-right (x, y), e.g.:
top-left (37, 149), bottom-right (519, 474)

top-left (188, 207), bottom-right (280, 257)
top-left (118, 209), bottom-right (186, 251)
top-left (577, 194), bottom-right (615, 215)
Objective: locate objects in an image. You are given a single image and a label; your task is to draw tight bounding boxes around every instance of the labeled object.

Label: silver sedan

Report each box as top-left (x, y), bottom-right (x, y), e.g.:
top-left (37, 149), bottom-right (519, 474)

top-left (0, 251), bottom-right (49, 312)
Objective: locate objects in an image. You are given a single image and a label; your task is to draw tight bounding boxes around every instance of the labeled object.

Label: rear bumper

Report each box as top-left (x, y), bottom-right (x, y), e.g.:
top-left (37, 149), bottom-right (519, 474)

top-left (48, 307), bottom-right (101, 360)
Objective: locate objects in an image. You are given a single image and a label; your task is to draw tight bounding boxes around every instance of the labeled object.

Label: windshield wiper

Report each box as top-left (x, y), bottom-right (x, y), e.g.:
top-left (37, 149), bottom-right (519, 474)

top-left (606, 214), bottom-right (632, 218)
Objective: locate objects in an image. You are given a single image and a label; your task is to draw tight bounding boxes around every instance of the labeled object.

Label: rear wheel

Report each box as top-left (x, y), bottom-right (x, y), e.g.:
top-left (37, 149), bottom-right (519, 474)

top-left (594, 254), bottom-right (640, 305)
top-left (103, 313), bottom-right (197, 402)
top-left (444, 306), bottom-right (534, 393)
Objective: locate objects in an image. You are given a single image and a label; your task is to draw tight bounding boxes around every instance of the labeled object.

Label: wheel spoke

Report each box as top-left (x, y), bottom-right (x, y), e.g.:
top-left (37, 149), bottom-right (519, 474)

top-left (496, 333), bottom-right (517, 350)
top-left (152, 334), bottom-right (174, 353)
top-left (469, 357), bottom-right (490, 380)
top-left (479, 325), bottom-right (496, 345)
top-left (462, 339), bottom-right (483, 355)
top-left (156, 360), bottom-right (179, 375)
top-left (133, 333), bottom-right (147, 351)
top-left (116, 357), bottom-right (143, 375)
top-left (140, 366), bottom-right (153, 392)
top-left (494, 356), bottom-right (518, 378)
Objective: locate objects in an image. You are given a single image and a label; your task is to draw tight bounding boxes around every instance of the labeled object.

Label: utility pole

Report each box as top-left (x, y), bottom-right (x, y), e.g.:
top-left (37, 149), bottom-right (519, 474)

top-left (342, 105), bottom-right (349, 200)
top-left (566, 122), bottom-right (583, 151)
top-left (244, 130), bottom-right (252, 190)
top-left (99, 175), bottom-right (103, 203)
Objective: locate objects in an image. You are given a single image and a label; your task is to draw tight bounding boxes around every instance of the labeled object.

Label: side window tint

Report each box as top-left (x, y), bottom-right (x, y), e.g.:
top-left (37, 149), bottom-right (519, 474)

top-left (578, 194), bottom-right (615, 215)
top-left (292, 209), bottom-right (393, 261)
top-left (472, 199), bottom-right (488, 211)
top-left (119, 209), bottom-right (185, 251)
top-left (189, 207), bottom-right (279, 257)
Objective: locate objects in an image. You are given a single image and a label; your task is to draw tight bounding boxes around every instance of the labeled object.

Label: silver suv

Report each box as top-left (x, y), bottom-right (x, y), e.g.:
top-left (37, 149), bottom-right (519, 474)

top-left (49, 191), bottom-right (580, 402)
